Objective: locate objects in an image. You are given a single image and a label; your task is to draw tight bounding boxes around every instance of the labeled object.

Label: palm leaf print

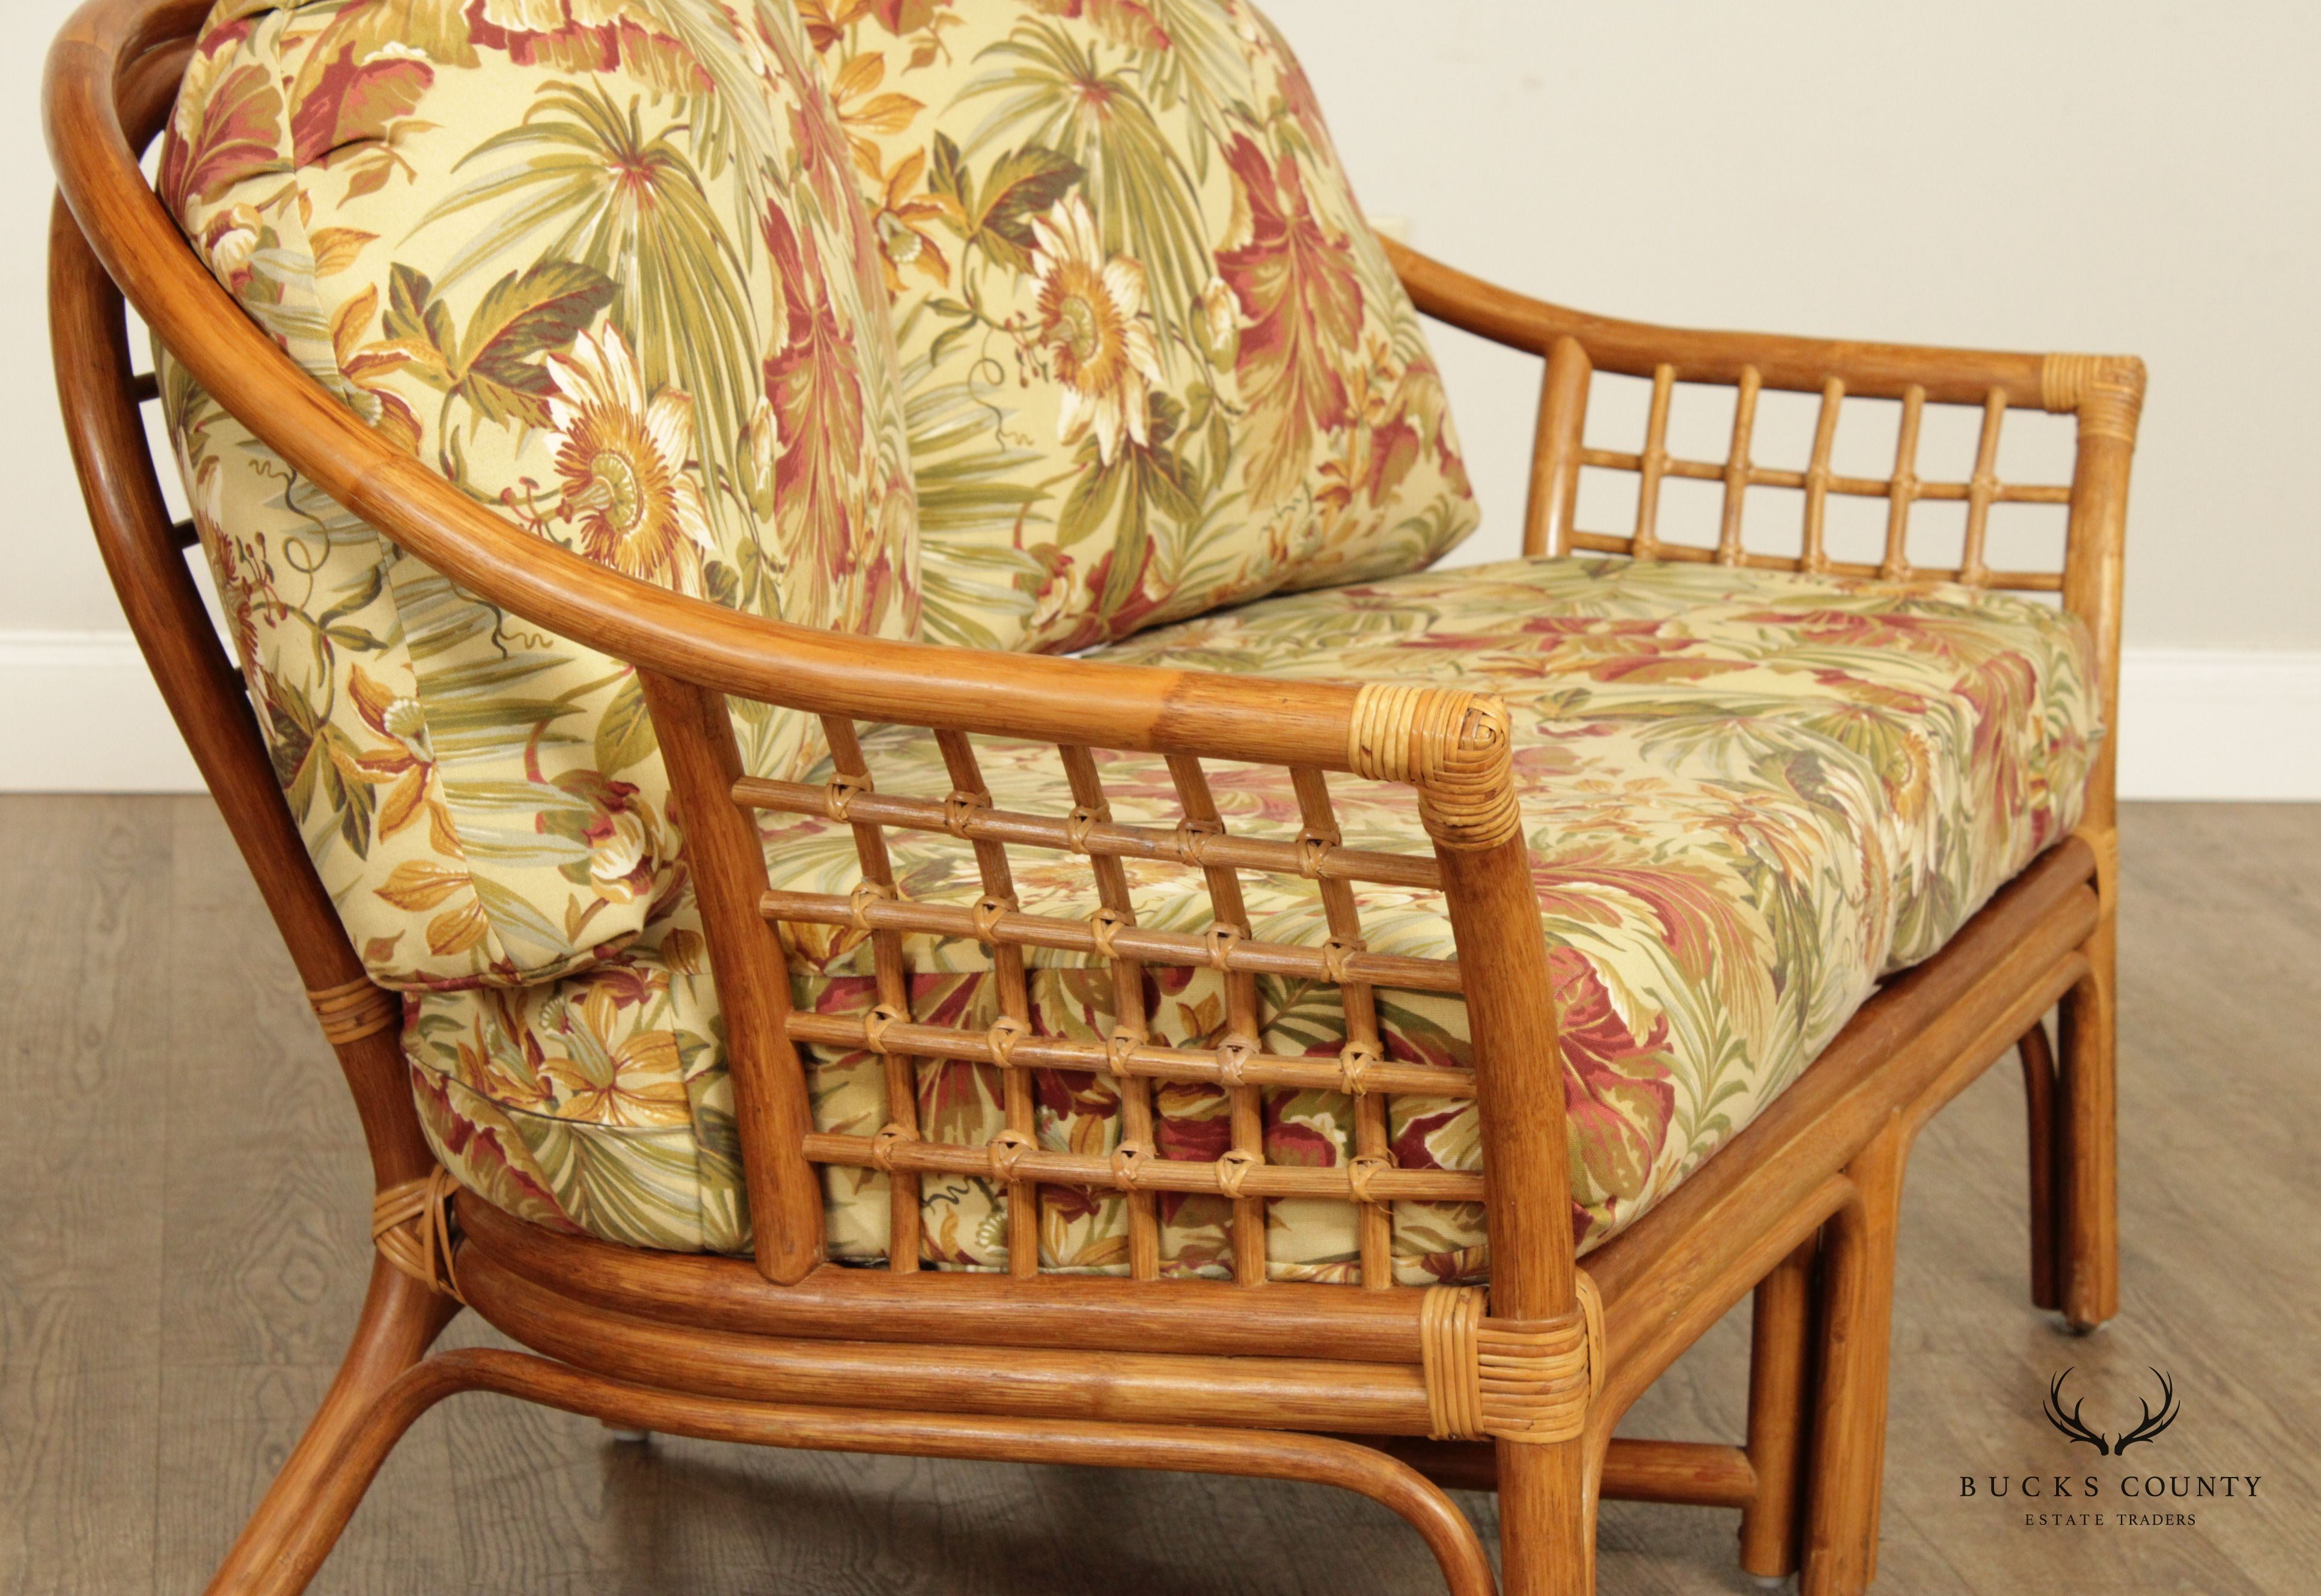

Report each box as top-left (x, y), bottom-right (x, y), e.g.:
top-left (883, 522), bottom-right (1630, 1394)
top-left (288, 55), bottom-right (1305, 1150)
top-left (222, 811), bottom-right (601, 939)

top-left (956, 21), bottom-right (1212, 353)
top-left (415, 82), bottom-right (760, 529)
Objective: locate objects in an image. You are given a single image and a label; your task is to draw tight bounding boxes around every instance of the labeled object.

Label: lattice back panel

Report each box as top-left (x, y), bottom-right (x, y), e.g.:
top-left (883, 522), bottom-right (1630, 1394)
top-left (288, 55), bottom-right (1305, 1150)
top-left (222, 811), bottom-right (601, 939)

top-left (1560, 365), bottom-right (2081, 591)
top-left (732, 736), bottom-right (1478, 1289)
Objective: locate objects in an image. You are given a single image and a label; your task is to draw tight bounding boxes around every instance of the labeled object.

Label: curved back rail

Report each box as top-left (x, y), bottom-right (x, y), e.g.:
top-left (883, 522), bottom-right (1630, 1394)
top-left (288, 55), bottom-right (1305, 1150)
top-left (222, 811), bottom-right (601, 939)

top-left (45, 6), bottom-right (437, 1197)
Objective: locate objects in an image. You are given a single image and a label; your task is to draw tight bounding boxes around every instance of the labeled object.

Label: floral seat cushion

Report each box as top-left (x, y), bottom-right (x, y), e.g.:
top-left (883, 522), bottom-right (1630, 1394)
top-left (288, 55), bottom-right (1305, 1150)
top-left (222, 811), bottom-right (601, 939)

top-left (409, 556), bottom-right (2100, 1275)
top-left (810, 0), bottom-right (1481, 653)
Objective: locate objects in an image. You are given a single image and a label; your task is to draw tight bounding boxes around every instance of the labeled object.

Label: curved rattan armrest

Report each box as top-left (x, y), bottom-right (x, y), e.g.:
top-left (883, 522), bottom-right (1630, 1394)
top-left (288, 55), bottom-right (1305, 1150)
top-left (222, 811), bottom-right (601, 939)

top-left (1383, 237), bottom-right (2144, 412)
top-left (43, 0), bottom-right (1383, 776)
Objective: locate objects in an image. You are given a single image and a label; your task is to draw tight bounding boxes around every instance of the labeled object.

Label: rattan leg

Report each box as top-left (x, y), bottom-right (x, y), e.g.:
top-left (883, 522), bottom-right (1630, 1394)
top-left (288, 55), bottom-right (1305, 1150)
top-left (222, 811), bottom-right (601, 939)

top-left (1737, 1236), bottom-right (1816, 1579)
top-left (2018, 1020), bottom-right (2061, 1311)
top-left (200, 1259), bottom-right (459, 1596)
top-left (1495, 1437), bottom-right (1594, 1596)
top-left (1800, 1122), bottom-right (1906, 1596)
top-left (2057, 915), bottom-right (2119, 1332)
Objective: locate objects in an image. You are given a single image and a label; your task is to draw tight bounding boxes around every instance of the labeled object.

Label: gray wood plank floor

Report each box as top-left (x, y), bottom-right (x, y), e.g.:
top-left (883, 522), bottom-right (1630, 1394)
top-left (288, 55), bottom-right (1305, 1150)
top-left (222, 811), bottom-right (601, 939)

top-left (2, 797), bottom-right (2312, 1594)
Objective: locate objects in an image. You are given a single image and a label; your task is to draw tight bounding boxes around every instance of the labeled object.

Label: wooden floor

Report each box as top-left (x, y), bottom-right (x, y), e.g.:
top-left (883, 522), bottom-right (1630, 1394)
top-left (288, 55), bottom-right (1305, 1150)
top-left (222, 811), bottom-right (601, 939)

top-left (2, 797), bottom-right (2314, 1594)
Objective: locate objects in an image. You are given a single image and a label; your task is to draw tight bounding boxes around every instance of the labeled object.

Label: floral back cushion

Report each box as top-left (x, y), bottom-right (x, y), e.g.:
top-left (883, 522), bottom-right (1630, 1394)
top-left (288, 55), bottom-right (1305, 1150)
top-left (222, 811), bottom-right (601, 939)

top-left (159, 0), bottom-right (920, 990)
top-left (807, 0), bottom-right (1480, 652)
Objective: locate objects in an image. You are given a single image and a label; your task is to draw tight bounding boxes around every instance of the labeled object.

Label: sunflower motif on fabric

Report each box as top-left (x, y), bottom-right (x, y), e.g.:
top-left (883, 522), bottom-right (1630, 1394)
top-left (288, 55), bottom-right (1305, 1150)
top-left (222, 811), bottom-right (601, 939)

top-left (1028, 196), bottom-right (1165, 464)
top-left (543, 325), bottom-right (716, 591)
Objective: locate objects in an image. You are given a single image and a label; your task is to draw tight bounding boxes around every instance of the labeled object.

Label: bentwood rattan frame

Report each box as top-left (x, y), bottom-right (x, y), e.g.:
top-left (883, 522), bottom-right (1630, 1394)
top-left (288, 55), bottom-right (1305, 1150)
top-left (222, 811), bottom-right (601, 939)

top-left (43, 3), bottom-right (2138, 1591)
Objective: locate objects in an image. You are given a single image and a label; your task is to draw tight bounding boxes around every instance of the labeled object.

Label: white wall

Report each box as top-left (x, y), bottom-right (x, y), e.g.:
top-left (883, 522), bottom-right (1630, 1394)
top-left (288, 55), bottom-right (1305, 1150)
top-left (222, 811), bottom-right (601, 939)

top-left (6, 0), bottom-right (2317, 795)
top-left (4, 0), bottom-right (136, 638)
top-left (1269, 0), bottom-right (2321, 644)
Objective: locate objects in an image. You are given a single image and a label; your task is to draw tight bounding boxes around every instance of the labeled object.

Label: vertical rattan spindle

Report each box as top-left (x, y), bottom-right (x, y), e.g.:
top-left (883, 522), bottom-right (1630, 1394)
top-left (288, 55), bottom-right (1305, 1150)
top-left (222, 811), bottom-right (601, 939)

top-left (1524, 335), bottom-right (1592, 558)
top-left (637, 671), bottom-right (826, 1284)
top-left (1165, 754), bottom-right (1269, 1287)
top-left (1800, 377), bottom-right (1844, 574)
top-left (1632, 362), bottom-right (1676, 561)
top-left (935, 731), bottom-right (1042, 1278)
top-left (1879, 384), bottom-right (1927, 580)
top-left (1959, 388), bottom-right (2008, 586)
top-left (1290, 767), bottom-right (1396, 1288)
top-left (822, 716), bottom-right (924, 1273)
top-left (1057, 745), bottom-right (1162, 1280)
top-left (1715, 365), bottom-right (1762, 567)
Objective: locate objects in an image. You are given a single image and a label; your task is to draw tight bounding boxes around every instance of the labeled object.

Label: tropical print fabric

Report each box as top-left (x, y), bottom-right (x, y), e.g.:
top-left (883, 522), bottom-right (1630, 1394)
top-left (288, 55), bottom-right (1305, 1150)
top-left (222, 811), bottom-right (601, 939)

top-left (410, 556), bottom-right (2100, 1275)
top-left (799, 0), bottom-right (1480, 653)
top-left (158, 0), bottom-right (920, 991)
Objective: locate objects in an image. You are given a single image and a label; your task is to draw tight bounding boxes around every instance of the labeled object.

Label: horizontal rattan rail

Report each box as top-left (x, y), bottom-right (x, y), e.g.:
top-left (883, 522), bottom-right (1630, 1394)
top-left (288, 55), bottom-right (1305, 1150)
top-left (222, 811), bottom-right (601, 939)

top-left (1387, 240), bottom-right (2121, 407)
top-left (459, 1250), bottom-right (1443, 1434)
top-left (784, 1009), bottom-right (1477, 1100)
top-left (801, 1129), bottom-right (1485, 1204)
top-left (1570, 446), bottom-right (2072, 505)
top-left (763, 887), bottom-right (1463, 991)
top-left (733, 774), bottom-right (1445, 889)
top-left (1558, 534), bottom-right (2066, 591)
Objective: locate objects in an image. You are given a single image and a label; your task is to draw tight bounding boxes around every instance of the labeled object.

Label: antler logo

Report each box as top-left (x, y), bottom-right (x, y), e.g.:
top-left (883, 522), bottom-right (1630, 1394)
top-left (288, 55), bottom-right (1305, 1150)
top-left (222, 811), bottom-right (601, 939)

top-left (2043, 1367), bottom-right (2180, 1456)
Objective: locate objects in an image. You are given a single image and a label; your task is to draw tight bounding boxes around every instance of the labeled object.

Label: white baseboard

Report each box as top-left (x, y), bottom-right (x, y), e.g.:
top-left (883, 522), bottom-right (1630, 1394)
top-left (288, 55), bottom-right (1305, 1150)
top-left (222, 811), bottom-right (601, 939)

top-left (0, 631), bottom-right (203, 793)
top-left (2115, 649), bottom-right (2321, 801)
top-left (2, 630), bottom-right (2316, 800)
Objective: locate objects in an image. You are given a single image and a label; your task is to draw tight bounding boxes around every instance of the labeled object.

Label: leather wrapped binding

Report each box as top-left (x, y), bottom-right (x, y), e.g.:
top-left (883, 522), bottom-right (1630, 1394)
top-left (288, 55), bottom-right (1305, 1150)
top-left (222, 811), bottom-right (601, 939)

top-left (371, 1167), bottom-right (465, 1300)
top-left (2040, 352), bottom-right (2147, 444)
top-left (1420, 1275), bottom-right (1604, 1444)
top-left (305, 976), bottom-right (400, 1046)
top-left (1347, 684), bottom-right (1522, 852)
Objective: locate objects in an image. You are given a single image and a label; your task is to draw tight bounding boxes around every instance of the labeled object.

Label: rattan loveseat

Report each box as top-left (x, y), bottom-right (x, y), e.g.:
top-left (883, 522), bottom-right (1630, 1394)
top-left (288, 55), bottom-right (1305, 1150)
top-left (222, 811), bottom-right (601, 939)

top-left (45, 1), bottom-right (2138, 1592)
